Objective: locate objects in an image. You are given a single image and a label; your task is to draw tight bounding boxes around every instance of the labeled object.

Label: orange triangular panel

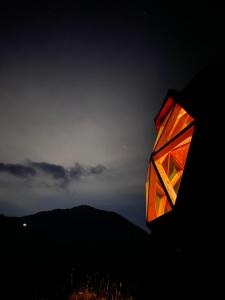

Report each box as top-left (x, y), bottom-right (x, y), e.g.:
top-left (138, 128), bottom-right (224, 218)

top-left (154, 103), bottom-right (194, 151)
top-left (171, 143), bottom-right (191, 169)
top-left (153, 126), bottom-right (195, 161)
top-left (155, 97), bottom-right (174, 132)
top-left (147, 163), bottom-right (172, 222)
top-left (153, 126), bottom-right (195, 206)
top-left (153, 109), bottom-right (173, 151)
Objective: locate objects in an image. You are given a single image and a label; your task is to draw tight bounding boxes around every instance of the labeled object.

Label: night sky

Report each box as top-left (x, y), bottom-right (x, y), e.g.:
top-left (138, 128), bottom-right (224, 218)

top-left (0, 1), bottom-right (224, 229)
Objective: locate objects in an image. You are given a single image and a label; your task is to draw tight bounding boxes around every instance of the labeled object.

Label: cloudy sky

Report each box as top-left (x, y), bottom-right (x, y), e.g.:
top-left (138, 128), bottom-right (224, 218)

top-left (0, 1), bottom-right (224, 229)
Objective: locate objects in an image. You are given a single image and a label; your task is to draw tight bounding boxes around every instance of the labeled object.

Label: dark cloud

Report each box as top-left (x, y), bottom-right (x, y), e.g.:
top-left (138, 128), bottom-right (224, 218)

top-left (88, 165), bottom-right (106, 175)
top-left (0, 161), bottom-right (106, 186)
top-left (29, 161), bottom-right (68, 181)
top-left (69, 163), bottom-right (86, 180)
top-left (69, 163), bottom-right (106, 179)
top-left (0, 163), bottom-right (36, 178)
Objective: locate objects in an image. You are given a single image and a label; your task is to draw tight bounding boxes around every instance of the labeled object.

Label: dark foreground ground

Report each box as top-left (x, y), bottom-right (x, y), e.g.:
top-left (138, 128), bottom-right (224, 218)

top-left (1, 205), bottom-right (152, 299)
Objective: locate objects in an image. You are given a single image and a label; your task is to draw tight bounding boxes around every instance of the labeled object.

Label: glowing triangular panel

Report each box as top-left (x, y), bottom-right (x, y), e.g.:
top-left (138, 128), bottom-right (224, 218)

top-left (153, 126), bottom-right (195, 161)
top-left (162, 153), bottom-right (181, 181)
top-left (147, 163), bottom-right (172, 222)
top-left (153, 126), bottom-right (195, 205)
top-left (154, 104), bottom-right (194, 151)
top-left (168, 157), bottom-right (180, 180)
top-left (171, 143), bottom-right (191, 169)
top-left (153, 108), bottom-right (172, 151)
top-left (155, 97), bottom-right (174, 131)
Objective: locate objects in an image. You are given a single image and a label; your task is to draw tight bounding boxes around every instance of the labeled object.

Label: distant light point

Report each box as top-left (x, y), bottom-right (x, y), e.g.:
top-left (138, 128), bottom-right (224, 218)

top-left (22, 223), bottom-right (27, 227)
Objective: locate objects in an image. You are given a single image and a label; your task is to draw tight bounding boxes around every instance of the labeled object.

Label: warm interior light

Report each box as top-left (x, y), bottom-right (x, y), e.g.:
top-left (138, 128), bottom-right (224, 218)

top-left (147, 163), bottom-right (172, 222)
top-left (154, 103), bottom-right (194, 151)
top-left (146, 98), bottom-right (195, 222)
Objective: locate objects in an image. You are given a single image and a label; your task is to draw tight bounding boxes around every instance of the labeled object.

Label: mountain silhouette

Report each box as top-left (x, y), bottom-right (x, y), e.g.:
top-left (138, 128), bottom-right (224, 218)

top-left (0, 205), bottom-right (149, 299)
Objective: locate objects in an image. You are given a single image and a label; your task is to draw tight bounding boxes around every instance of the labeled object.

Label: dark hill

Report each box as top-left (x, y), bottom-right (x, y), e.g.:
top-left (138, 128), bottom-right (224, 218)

top-left (1, 205), bottom-right (148, 261)
top-left (0, 205), bottom-right (150, 299)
